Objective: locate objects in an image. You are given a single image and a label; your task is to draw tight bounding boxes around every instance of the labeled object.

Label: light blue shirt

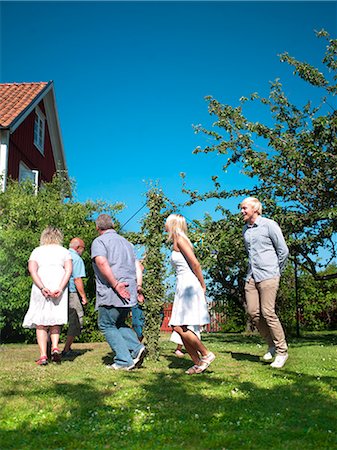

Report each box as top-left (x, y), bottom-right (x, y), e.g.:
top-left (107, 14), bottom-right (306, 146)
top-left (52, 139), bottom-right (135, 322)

top-left (243, 215), bottom-right (289, 282)
top-left (68, 248), bottom-right (86, 293)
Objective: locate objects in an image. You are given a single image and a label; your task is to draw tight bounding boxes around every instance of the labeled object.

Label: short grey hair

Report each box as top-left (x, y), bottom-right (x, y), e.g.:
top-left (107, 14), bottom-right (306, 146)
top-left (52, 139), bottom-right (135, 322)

top-left (96, 214), bottom-right (114, 231)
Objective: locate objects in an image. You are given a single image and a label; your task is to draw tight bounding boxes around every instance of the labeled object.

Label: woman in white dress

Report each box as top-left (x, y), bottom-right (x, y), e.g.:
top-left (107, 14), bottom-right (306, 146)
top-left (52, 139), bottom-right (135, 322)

top-left (23, 227), bottom-right (72, 365)
top-left (166, 214), bottom-right (215, 375)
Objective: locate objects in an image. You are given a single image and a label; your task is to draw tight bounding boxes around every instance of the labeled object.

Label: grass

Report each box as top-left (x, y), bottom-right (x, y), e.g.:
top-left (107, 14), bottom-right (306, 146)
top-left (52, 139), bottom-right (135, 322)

top-left (1, 331), bottom-right (337, 450)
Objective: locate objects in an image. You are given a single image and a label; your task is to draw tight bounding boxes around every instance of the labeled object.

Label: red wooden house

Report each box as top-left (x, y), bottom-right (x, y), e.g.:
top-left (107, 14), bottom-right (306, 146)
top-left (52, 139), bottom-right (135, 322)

top-left (0, 81), bottom-right (67, 192)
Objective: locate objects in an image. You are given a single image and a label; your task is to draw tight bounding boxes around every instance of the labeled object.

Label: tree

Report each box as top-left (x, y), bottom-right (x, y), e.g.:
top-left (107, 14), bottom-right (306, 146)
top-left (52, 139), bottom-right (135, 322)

top-left (190, 212), bottom-right (247, 332)
top-left (138, 187), bottom-right (168, 360)
top-left (183, 29), bottom-right (337, 281)
top-left (0, 176), bottom-right (122, 342)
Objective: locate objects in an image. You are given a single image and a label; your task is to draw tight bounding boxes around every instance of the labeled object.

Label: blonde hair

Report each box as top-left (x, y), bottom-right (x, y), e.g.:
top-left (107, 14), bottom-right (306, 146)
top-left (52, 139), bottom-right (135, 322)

top-left (40, 226), bottom-right (64, 245)
top-left (241, 197), bottom-right (262, 215)
top-left (165, 214), bottom-right (193, 248)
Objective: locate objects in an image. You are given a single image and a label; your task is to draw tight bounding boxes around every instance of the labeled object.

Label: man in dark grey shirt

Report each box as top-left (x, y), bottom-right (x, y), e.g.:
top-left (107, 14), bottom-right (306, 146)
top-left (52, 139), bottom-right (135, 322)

top-left (241, 197), bottom-right (289, 369)
top-left (91, 214), bottom-right (146, 370)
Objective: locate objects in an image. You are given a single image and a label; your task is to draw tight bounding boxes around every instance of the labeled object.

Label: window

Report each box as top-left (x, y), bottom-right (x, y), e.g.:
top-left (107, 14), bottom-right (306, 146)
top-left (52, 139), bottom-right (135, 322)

top-left (19, 162), bottom-right (39, 194)
top-left (34, 107), bottom-right (45, 154)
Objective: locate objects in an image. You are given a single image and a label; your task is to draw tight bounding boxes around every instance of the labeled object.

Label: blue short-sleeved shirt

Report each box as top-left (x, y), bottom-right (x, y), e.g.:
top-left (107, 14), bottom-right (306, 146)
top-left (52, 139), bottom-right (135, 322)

top-left (68, 248), bottom-right (86, 293)
top-left (91, 229), bottom-right (137, 309)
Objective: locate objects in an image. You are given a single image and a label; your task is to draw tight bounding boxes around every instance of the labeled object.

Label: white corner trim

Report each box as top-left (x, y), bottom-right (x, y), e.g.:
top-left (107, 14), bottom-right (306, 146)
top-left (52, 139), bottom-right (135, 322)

top-left (0, 131), bottom-right (10, 192)
top-left (43, 89), bottom-right (68, 174)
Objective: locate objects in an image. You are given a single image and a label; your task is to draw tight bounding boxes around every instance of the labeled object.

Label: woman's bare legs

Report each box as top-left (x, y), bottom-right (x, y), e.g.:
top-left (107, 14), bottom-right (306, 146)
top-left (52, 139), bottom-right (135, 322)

top-left (172, 326), bottom-right (209, 365)
top-left (49, 325), bottom-right (60, 350)
top-left (36, 326), bottom-right (48, 358)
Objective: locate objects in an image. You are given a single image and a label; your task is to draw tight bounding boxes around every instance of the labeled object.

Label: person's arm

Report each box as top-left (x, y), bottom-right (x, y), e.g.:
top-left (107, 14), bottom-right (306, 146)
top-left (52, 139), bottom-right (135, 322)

top-left (177, 236), bottom-right (206, 293)
top-left (28, 260), bottom-right (52, 298)
top-left (269, 221), bottom-right (289, 272)
top-left (135, 259), bottom-right (144, 304)
top-left (74, 277), bottom-right (88, 305)
top-left (51, 259), bottom-right (73, 298)
top-left (94, 255), bottom-right (130, 301)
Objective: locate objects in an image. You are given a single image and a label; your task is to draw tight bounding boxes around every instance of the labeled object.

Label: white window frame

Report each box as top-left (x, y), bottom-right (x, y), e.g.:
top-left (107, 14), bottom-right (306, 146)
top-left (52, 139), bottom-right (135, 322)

top-left (19, 161), bottom-right (39, 194)
top-left (34, 106), bottom-right (45, 154)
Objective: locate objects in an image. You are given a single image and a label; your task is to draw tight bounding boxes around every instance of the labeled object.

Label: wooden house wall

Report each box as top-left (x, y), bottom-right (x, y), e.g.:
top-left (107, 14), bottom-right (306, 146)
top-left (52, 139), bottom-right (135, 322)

top-left (7, 100), bottom-right (56, 183)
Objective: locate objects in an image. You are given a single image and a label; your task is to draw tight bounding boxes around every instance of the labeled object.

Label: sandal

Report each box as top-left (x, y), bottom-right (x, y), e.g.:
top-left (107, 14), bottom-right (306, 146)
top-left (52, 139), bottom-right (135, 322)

top-left (200, 352), bottom-right (215, 367)
top-left (36, 355), bottom-right (48, 366)
top-left (185, 364), bottom-right (208, 375)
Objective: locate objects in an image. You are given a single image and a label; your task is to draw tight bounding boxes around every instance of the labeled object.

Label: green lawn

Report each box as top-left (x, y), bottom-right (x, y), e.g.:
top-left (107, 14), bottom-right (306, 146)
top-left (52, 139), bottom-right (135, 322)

top-left (1, 332), bottom-right (336, 450)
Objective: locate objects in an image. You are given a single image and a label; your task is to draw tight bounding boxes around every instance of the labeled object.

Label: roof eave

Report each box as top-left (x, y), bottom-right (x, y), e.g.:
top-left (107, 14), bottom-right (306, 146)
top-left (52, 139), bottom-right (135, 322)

top-left (8, 81), bottom-right (53, 133)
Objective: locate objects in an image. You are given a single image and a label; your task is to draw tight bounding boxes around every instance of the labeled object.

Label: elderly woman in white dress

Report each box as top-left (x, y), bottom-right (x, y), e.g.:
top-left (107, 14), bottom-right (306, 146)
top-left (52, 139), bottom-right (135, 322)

top-left (166, 214), bottom-right (215, 375)
top-left (23, 227), bottom-right (72, 365)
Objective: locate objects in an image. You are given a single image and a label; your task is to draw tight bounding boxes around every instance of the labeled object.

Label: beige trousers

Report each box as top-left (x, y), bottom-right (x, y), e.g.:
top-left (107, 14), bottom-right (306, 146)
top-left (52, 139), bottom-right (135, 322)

top-left (245, 277), bottom-right (288, 355)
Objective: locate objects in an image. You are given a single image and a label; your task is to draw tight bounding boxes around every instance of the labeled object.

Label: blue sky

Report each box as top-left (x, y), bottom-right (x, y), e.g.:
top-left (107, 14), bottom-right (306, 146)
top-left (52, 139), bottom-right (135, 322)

top-left (1, 1), bottom-right (336, 231)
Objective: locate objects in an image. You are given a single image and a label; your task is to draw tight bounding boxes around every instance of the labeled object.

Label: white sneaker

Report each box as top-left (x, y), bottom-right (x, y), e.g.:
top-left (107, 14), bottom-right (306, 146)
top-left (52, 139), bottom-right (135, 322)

top-left (107, 363), bottom-right (135, 371)
top-left (262, 347), bottom-right (276, 361)
top-left (270, 353), bottom-right (288, 369)
top-left (133, 346), bottom-right (147, 368)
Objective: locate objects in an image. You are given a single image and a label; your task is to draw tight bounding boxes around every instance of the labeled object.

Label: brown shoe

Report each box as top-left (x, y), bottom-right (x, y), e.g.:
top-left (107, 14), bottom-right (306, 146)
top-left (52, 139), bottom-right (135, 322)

top-left (51, 348), bottom-right (61, 363)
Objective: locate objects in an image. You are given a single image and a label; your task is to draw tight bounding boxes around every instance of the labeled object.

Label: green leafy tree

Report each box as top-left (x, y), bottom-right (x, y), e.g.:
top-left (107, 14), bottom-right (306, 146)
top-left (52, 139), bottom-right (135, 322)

top-left (297, 265), bottom-right (337, 330)
top-left (183, 29), bottom-right (337, 281)
top-left (139, 187), bottom-right (168, 360)
top-left (0, 176), bottom-right (122, 342)
top-left (191, 211), bottom-right (247, 332)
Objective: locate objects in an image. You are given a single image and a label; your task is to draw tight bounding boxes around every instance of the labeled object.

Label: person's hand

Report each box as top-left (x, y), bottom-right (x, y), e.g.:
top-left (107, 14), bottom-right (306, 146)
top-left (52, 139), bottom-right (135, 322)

top-left (114, 282), bottom-right (130, 301)
top-left (41, 287), bottom-right (52, 298)
top-left (81, 297), bottom-right (88, 306)
top-left (137, 285), bottom-right (144, 304)
top-left (50, 289), bottom-right (63, 298)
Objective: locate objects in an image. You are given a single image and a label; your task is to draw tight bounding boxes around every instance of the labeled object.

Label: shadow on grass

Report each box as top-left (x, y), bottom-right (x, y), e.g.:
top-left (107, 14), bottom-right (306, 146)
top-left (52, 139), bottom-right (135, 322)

top-left (288, 332), bottom-right (337, 347)
top-left (230, 352), bottom-right (261, 362)
top-left (61, 348), bottom-right (93, 362)
top-left (102, 352), bottom-right (115, 366)
top-left (201, 331), bottom-right (337, 348)
top-left (2, 367), bottom-right (336, 449)
top-left (1, 333), bottom-right (337, 449)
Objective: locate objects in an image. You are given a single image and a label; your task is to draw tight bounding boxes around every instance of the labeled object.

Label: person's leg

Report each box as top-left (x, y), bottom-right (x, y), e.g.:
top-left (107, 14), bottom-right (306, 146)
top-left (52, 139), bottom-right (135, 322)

top-left (36, 326), bottom-right (48, 358)
top-left (173, 326), bottom-right (209, 365)
top-left (63, 335), bottom-right (75, 353)
top-left (245, 278), bottom-right (273, 348)
top-left (49, 325), bottom-right (61, 362)
top-left (258, 277), bottom-right (288, 355)
top-left (189, 325), bottom-right (201, 340)
top-left (64, 294), bottom-right (83, 353)
top-left (49, 325), bottom-right (61, 350)
top-left (116, 308), bottom-right (144, 359)
top-left (170, 330), bottom-right (185, 356)
top-left (98, 306), bottom-right (135, 367)
top-left (131, 305), bottom-right (144, 340)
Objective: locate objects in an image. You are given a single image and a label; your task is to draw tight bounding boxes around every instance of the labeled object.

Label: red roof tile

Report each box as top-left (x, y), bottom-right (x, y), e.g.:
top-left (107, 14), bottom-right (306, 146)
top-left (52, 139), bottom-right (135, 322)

top-left (0, 82), bottom-right (49, 128)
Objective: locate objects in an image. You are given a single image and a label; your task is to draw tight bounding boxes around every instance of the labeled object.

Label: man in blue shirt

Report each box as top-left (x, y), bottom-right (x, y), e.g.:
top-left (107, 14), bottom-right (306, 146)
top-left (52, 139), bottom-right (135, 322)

top-left (241, 197), bottom-right (289, 368)
top-left (91, 214), bottom-right (146, 370)
top-left (62, 237), bottom-right (87, 357)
